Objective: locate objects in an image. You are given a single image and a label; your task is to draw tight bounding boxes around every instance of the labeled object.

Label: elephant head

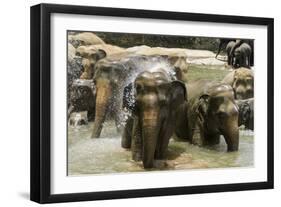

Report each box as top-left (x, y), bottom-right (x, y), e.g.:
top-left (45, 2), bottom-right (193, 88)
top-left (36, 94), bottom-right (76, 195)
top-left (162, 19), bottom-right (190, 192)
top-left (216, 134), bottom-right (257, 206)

top-left (195, 83), bottom-right (239, 151)
top-left (132, 70), bottom-right (186, 168)
top-left (68, 79), bottom-right (96, 121)
top-left (75, 46), bottom-right (107, 79)
top-left (236, 98), bottom-right (254, 130)
top-left (91, 57), bottom-right (129, 138)
top-left (222, 67), bottom-right (254, 100)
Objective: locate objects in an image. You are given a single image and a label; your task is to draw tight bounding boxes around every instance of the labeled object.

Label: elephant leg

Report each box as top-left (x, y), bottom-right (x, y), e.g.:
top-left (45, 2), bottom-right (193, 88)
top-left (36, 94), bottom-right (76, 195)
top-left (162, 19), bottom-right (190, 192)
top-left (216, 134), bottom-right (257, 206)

top-left (227, 55), bottom-right (232, 65)
top-left (155, 118), bottom-right (174, 160)
top-left (131, 116), bottom-right (142, 161)
top-left (204, 133), bottom-right (220, 145)
top-left (113, 97), bottom-right (123, 133)
top-left (87, 108), bottom-right (95, 121)
top-left (121, 116), bottom-right (133, 149)
top-left (247, 55), bottom-right (251, 68)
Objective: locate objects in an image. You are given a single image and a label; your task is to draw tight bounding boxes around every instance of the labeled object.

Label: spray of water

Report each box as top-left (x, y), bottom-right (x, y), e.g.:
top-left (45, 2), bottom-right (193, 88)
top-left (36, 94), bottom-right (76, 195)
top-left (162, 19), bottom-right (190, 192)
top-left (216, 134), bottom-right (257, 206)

top-left (107, 55), bottom-right (177, 128)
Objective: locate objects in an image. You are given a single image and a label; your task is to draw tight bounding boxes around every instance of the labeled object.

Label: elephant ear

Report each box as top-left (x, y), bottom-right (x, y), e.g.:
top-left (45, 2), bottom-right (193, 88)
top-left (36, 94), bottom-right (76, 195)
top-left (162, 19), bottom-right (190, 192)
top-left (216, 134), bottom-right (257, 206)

top-left (196, 94), bottom-right (210, 122)
top-left (169, 80), bottom-right (187, 108)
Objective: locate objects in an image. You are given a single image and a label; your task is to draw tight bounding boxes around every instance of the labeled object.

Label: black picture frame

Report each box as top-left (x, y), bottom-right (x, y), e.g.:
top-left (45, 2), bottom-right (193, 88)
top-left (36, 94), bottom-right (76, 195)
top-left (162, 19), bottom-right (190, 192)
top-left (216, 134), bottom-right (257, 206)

top-left (30, 3), bottom-right (274, 204)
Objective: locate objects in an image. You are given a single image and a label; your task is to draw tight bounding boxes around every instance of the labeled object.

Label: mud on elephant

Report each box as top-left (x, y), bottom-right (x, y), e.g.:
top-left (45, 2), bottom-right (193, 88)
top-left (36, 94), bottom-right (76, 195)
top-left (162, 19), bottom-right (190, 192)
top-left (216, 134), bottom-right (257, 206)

top-left (175, 79), bottom-right (239, 152)
top-left (222, 67), bottom-right (254, 100)
top-left (121, 69), bottom-right (187, 168)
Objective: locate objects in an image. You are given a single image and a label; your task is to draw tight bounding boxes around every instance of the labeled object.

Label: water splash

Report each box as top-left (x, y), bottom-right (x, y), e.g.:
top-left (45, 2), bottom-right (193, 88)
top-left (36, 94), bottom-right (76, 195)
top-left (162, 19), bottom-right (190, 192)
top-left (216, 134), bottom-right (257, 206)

top-left (108, 55), bottom-right (177, 127)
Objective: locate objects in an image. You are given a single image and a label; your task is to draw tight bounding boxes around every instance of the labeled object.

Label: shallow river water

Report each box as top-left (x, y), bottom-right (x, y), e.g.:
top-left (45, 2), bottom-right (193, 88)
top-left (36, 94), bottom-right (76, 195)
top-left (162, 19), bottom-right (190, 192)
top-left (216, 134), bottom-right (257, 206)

top-left (68, 120), bottom-right (254, 175)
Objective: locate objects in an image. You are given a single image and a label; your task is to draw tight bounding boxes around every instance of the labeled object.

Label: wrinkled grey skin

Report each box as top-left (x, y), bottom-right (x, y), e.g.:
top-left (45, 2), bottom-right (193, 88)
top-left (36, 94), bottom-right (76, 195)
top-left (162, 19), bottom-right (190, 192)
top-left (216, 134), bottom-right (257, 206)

top-left (226, 40), bottom-right (252, 68)
top-left (69, 111), bottom-right (88, 126)
top-left (122, 70), bottom-right (187, 169)
top-left (68, 79), bottom-right (96, 123)
top-left (235, 98), bottom-right (254, 130)
top-left (90, 54), bottom-right (136, 138)
top-left (91, 55), bottom-right (176, 138)
top-left (175, 80), bottom-right (239, 152)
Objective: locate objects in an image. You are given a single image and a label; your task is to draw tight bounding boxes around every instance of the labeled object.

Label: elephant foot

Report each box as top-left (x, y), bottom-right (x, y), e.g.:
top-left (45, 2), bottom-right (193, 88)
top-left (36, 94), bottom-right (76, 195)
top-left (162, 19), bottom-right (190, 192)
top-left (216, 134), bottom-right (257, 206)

top-left (132, 151), bottom-right (142, 162)
top-left (153, 160), bottom-right (168, 169)
top-left (227, 145), bottom-right (239, 152)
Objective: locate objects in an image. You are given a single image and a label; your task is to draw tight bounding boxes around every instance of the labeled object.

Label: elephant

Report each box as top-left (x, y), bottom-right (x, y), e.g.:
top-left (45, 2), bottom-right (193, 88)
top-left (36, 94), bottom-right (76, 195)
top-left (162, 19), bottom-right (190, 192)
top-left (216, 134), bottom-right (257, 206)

top-left (121, 69), bottom-right (187, 168)
top-left (68, 32), bottom-right (105, 48)
top-left (91, 55), bottom-right (179, 139)
top-left (68, 79), bottom-right (96, 122)
top-left (175, 79), bottom-right (239, 152)
top-left (75, 47), bottom-right (107, 79)
top-left (215, 38), bottom-right (235, 58)
top-left (235, 98), bottom-right (254, 130)
top-left (222, 67), bottom-right (254, 100)
top-left (226, 40), bottom-right (252, 68)
top-left (76, 44), bottom-right (127, 80)
top-left (167, 56), bottom-right (189, 83)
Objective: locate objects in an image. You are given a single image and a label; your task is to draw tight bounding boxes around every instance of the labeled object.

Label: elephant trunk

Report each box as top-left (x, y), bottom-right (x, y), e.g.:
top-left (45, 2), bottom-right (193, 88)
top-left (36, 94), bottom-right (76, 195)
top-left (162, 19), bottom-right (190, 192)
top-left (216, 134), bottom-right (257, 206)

top-left (222, 116), bottom-right (239, 151)
top-left (91, 80), bottom-right (112, 138)
top-left (141, 111), bottom-right (159, 169)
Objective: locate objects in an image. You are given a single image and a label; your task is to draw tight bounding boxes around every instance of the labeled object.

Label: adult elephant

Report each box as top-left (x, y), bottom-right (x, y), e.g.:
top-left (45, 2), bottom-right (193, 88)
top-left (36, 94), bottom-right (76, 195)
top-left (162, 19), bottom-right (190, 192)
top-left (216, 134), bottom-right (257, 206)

top-left (215, 38), bottom-right (235, 58)
top-left (222, 67), bottom-right (254, 100)
top-left (122, 69), bottom-right (187, 168)
top-left (236, 98), bottom-right (254, 130)
top-left (226, 40), bottom-right (252, 68)
top-left (91, 55), bottom-right (173, 138)
top-left (175, 79), bottom-right (239, 151)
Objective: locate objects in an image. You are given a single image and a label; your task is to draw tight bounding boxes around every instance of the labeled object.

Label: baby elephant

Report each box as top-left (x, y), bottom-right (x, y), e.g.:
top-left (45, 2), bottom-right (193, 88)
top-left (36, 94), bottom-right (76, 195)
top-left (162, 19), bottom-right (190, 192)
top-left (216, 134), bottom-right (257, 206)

top-left (236, 98), bottom-right (254, 130)
top-left (175, 79), bottom-right (239, 152)
top-left (68, 79), bottom-right (96, 123)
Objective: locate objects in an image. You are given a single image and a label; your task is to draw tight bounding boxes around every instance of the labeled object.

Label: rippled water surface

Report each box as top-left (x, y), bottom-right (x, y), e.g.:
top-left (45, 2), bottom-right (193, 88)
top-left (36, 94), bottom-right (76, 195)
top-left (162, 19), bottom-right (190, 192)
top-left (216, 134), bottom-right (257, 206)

top-left (68, 121), bottom-right (254, 175)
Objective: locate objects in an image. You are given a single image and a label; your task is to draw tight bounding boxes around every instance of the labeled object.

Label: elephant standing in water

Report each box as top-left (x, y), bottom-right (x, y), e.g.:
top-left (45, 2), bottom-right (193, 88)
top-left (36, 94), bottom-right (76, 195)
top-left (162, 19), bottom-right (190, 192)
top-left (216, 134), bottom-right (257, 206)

top-left (91, 55), bottom-right (174, 138)
top-left (222, 67), bottom-right (254, 100)
top-left (121, 69), bottom-right (187, 168)
top-left (175, 80), bottom-right (239, 151)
